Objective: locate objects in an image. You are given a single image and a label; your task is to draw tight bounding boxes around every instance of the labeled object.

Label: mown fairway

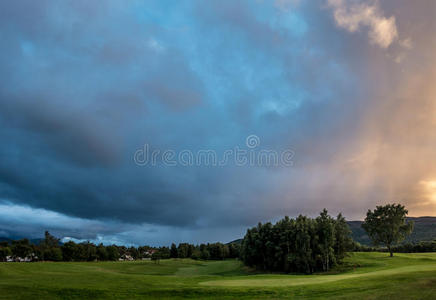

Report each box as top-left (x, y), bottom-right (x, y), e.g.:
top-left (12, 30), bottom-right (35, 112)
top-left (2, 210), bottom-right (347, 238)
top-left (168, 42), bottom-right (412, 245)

top-left (1, 252), bottom-right (435, 299)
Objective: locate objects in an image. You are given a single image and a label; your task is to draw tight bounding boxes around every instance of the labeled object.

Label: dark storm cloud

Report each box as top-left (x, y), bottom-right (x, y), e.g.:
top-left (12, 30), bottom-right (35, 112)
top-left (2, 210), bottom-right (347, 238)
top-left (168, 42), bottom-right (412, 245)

top-left (0, 95), bottom-right (119, 167)
top-left (0, 0), bottom-right (435, 244)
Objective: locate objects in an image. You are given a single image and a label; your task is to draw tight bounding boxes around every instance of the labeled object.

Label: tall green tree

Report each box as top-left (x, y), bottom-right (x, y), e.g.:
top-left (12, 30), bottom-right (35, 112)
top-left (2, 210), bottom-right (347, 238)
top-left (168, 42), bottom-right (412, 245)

top-left (290, 215), bottom-right (315, 274)
top-left (106, 245), bottom-right (120, 261)
top-left (334, 213), bottom-right (353, 260)
top-left (362, 203), bottom-right (414, 257)
top-left (177, 243), bottom-right (191, 258)
top-left (170, 243), bottom-right (178, 258)
top-left (43, 231), bottom-right (60, 248)
top-left (228, 243), bottom-right (240, 258)
top-left (0, 246), bottom-right (12, 262)
top-left (41, 231), bottom-right (62, 261)
top-left (97, 244), bottom-right (108, 260)
top-left (316, 209), bottom-right (336, 271)
top-left (61, 241), bottom-right (79, 261)
top-left (11, 239), bottom-right (32, 258)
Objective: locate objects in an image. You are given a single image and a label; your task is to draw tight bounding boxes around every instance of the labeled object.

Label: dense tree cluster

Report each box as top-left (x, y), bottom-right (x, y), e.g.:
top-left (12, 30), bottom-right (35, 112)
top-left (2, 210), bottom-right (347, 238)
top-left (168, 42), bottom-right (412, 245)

top-left (240, 210), bottom-right (353, 273)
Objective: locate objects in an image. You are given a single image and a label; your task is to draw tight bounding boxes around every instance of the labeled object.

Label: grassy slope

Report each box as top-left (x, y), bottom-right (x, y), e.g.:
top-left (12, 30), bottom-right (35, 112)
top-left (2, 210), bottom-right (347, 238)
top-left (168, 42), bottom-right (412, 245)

top-left (0, 253), bottom-right (435, 299)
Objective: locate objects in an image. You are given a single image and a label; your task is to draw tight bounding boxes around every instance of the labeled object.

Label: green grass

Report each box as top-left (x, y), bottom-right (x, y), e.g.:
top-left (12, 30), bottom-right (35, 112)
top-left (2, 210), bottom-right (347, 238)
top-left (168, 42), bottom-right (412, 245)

top-left (1, 252), bottom-right (436, 299)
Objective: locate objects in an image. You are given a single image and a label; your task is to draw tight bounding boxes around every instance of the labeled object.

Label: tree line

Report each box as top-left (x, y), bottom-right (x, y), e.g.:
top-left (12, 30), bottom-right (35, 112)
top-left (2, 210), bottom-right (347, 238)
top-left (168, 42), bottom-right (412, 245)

top-left (168, 242), bottom-right (240, 260)
top-left (0, 231), bottom-right (240, 262)
top-left (143, 241), bottom-right (240, 262)
top-left (240, 209), bottom-right (353, 274)
top-left (353, 240), bottom-right (436, 253)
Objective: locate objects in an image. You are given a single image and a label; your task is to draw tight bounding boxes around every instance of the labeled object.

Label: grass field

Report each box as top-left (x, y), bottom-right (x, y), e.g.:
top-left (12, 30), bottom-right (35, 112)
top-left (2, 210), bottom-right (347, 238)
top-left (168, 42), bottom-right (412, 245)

top-left (1, 252), bottom-right (436, 299)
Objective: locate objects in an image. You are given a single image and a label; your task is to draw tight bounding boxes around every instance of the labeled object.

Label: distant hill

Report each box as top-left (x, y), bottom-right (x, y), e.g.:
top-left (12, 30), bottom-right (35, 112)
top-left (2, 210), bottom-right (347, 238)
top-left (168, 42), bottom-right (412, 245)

top-left (0, 237), bottom-right (13, 243)
top-left (0, 237), bottom-right (46, 245)
top-left (227, 238), bottom-right (243, 245)
top-left (349, 217), bottom-right (436, 246)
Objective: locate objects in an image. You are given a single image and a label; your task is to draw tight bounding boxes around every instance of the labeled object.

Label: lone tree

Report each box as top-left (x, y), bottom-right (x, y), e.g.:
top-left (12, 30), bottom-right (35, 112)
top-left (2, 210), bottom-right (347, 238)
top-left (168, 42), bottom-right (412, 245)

top-left (151, 251), bottom-right (162, 264)
top-left (362, 203), bottom-right (413, 257)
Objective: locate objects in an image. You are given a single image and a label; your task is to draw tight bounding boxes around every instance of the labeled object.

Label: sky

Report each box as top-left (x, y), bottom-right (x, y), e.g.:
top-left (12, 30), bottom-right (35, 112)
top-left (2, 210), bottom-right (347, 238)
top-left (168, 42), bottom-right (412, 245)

top-left (0, 0), bottom-right (435, 246)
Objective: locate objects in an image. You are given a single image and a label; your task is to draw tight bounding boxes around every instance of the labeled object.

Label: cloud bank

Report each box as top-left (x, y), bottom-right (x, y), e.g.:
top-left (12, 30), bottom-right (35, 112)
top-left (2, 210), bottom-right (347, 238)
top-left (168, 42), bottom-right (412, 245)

top-left (0, 0), bottom-right (435, 245)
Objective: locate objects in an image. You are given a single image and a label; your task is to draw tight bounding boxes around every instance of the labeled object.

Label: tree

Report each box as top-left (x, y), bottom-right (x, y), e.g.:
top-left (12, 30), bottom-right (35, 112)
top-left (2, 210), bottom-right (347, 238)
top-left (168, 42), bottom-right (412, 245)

top-left (191, 249), bottom-right (202, 260)
top-left (11, 239), bottom-right (32, 258)
top-left (316, 209), bottom-right (336, 271)
top-left (177, 243), bottom-right (191, 258)
top-left (128, 246), bottom-right (139, 259)
top-left (334, 213), bottom-right (353, 260)
top-left (43, 231), bottom-right (60, 248)
top-left (170, 243), bottom-right (178, 258)
top-left (78, 242), bottom-right (97, 261)
top-left (158, 246), bottom-right (170, 259)
top-left (106, 245), bottom-right (120, 261)
top-left (362, 203), bottom-right (413, 257)
top-left (0, 246), bottom-right (12, 262)
top-left (199, 244), bottom-right (210, 260)
top-left (40, 231), bottom-right (63, 261)
top-left (44, 247), bottom-right (63, 261)
top-left (289, 215), bottom-right (315, 274)
top-left (97, 244), bottom-right (108, 260)
top-left (228, 243), bottom-right (240, 258)
top-left (62, 241), bottom-right (79, 261)
top-left (151, 250), bottom-right (166, 264)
